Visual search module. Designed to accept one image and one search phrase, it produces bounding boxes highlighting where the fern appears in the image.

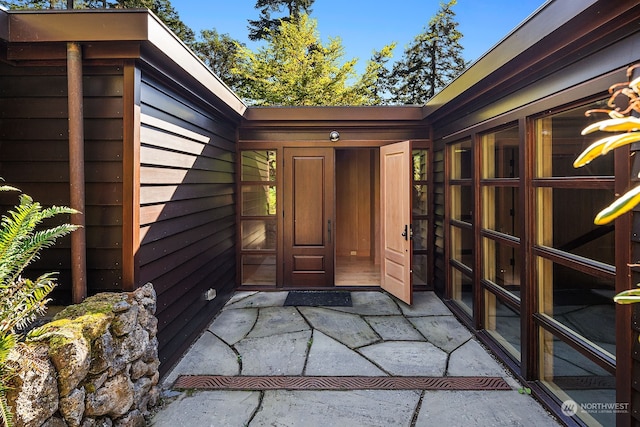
[0,180,78,426]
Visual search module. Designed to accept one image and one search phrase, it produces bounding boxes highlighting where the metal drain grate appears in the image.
[173,375,512,391]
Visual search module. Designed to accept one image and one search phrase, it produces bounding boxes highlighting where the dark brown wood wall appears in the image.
[432,142,445,295]
[137,71,238,374]
[0,61,124,304]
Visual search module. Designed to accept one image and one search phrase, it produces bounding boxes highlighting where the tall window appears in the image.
[239,150,277,285]
[448,139,473,315]
[413,149,430,286]
[534,100,616,427]
[480,125,521,360]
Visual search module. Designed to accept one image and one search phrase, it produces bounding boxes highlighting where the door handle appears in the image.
[402,224,408,240]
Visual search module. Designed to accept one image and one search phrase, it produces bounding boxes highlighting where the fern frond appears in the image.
[0,388,13,427]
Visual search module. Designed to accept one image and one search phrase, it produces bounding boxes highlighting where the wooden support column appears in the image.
[67,42,87,304]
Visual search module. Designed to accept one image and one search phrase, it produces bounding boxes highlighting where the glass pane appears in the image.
[540,330,617,427]
[536,187,615,265]
[481,126,519,179]
[485,291,520,360]
[452,267,473,316]
[451,225,473,268]
[537,258,615,356]
[413,219,429,251]
[413,254,428,286]
[412,184,428,215]
[242,185,276,216]
[483,238,521,298]
[450,140,472,180]
[241,219,276,250]
[451,184,473,223]
[241,150,276,181]
[482,186,519,237]
[413,149,428,181]
[535,100,613,178]
[242,254,276,285]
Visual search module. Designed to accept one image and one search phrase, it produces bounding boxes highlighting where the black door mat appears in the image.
[173,375,512,391]
[284,291,352,307]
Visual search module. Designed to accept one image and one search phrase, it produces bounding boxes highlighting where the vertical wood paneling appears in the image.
[432,143,445,295]
[0,62,124,304]
[138,73,237,374]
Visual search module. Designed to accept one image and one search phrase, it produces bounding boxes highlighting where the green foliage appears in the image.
[0,182,79,427]
[387,0,467,104]
[247,0,314,41]
[192,29,247,92]
[233,14,394,106]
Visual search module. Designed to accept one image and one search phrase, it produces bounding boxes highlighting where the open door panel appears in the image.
[380,141,412,304]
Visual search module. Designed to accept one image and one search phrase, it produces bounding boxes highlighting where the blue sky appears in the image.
[175,0,547,69]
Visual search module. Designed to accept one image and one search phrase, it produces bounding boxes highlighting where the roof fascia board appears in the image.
[244,106,425,122]
[423,0,596,117]
[6,9,246,118]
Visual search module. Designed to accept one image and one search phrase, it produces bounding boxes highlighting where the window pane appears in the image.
[452,267,473,315]
[241,150,276,181]
[413,219,429,251]
[485,291,520,360]
[241,219,276,250]
[482,186,519,237]
[413,184,428,215]
[535,100,613,178]
[540,330,616,427]
[537,258,615,355]
[483,238,520,297]
[450,140,472,180]
[242,254,276,285]
[451,225,473,268]
[413,149,428,181]
[413,254,428,286]
[482,126,519,179]
[242,185,276,216]
[451,185,473,223]
[536,187,615,265]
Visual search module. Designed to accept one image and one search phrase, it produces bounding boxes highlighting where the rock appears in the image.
[47,324,92,397]
[90,331,116,375]
[111,305,138,336]
[6,342,59,427]
[59,387,85,427]
[132,377,152,410]
[141,337,159,363]
[114,409,146,427]
[117,325,149,363]
[41,416,69,427]
[84,371,109,394]
[85,373,134,418]
[134,283,157,314]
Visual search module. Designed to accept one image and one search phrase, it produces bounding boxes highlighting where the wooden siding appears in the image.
[432,142,445,295]
[137,71,238,374]
[0,62,124,304]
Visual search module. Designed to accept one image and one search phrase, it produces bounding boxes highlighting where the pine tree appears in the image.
[192,29,246,92]
[389,0,467,104]
[247,0,314,41]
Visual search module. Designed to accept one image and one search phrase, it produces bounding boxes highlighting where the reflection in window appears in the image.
[241,254,276,285]
[452,267,473,315]
[481,126,519,179]
[485,291,520,360]
[483,238,520,297]
[482,186,519,237]
[242,185,276,216]
[241,150,276,181]
[451,225,473,268]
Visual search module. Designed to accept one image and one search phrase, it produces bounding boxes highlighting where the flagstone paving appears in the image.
[153,291,560,426]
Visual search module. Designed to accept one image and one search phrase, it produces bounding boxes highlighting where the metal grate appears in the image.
[173,375,512,391]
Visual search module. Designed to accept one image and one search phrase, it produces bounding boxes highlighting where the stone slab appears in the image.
[365,315,426,341]
[332,291,401,315]
[416,390,560,426]
[163,332,239,386]
[251,390,421,427]
[447,339,509,377]
[409,315,472,353]
[247,306,310,339]
[150,390,260,427]
[223,291,289,309]
[235,330,311,375]
[298,306,380,348]
[305,331,386,376]
[207,308,258,345]
[358,341,447,376]
[397,291,454,317]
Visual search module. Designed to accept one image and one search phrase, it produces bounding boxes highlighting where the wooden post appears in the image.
[67,42,87,304]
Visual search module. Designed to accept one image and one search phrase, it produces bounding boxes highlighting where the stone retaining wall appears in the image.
[7,283,160,427]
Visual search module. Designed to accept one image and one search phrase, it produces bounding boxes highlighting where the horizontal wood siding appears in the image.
[432,143,445,295]
[0,62,124,304]
[138,73,238,375]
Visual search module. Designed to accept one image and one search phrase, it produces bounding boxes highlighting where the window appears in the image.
[448,139,473,315]
[412,149,430,286]
[239,150,277,285]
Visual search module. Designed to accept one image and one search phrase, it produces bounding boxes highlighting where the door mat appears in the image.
[173,375,512,391]
[284,291,352,307]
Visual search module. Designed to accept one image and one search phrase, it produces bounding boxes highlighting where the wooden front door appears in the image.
[380,141,412,304]
[283,147,335,287]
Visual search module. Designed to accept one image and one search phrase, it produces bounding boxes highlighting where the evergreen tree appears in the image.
[192,29,246,92]
[247,0,313,41]
[233,14,393,106]
[389,0,467,104]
